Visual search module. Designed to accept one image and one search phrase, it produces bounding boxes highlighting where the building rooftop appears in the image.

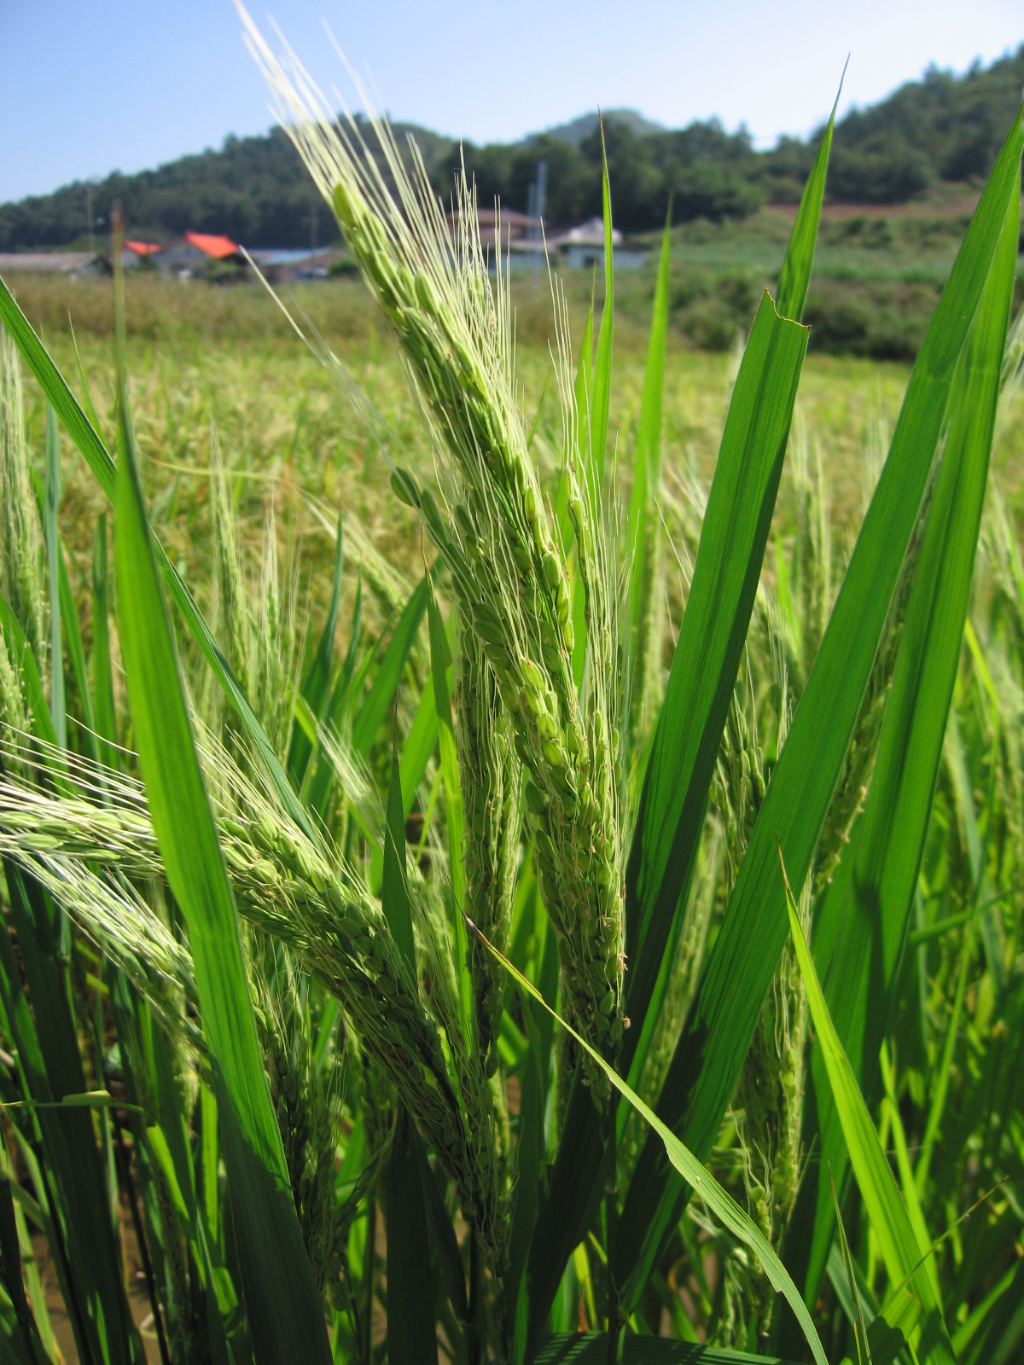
[0,252,96,275]
[184,231,241,259]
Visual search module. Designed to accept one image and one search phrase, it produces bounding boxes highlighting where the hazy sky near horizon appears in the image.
[1,0,1021,203]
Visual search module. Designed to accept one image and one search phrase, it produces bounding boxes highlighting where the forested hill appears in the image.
[3,44,1023,251]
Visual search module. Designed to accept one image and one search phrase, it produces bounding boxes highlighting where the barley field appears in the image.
[0,16,1023,1365]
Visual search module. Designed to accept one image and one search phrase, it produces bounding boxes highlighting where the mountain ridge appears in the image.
[2,45,1021,250]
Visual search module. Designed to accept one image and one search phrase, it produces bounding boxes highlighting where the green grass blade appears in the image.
[113,351,331,1363]
[200,1085,220,1251]
[776,68,843,321]
[0,594,58,751]
[575,290,594,455]
[565,290,595,552]
[386,1108,439,1365]
[399,674,438,814]
[797,168,1020,1306]
[560,290,595,682]
[29,456,97,761]
[289,506,344,783]
[617,98,1024,1310]
[879,1045,942,1306]
[914,924,973,1196]
[624,291,807,1035]
[91,514,119,769]
[829,1169,872,1365]
[0,274,314,839]
[783,860,955,1365]
[112,972,232,1363]
[627,204,671,682]
[306,577,364,816]
[589,122,615,494]
[351,575,428,757]
[635,206,671,502]
[534,1337,810,1363]
[471,921,829,1365]
[506,1003,545,1342]
[56,536,99,765]
[381,744,449,1348]
[0,277,115,500]
[426,573,472,1043]
[943,714,1004,987]
[327,579,369,733]
[383,753,416,974]
[43,407,64,750]
[68,316,103,435]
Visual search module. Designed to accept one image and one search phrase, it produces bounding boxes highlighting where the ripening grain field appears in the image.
[1,18,1024,1365]
[11,274,924,583]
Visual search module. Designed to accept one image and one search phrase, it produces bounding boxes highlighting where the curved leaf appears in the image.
[783,859,955,1365]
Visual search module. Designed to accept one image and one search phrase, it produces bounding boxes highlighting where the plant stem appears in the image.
[467,1226,481,1365]
[605,1103,619,1362]
[114,1121,171,1365]
[360,1197,376,1365]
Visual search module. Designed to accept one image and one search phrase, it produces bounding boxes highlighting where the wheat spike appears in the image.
[239,7,626,1087]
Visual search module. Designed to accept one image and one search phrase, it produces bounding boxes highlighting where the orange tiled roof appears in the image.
[125,240,161,255]
[184,231,240,259]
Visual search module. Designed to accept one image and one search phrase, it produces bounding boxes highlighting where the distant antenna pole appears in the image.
[536,159,547,230]
[533,158,547,284]
[86,184,95,255]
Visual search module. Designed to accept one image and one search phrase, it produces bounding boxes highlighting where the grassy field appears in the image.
[6,271,993,578]
[2,271,926,675]
[9,268,1024,669]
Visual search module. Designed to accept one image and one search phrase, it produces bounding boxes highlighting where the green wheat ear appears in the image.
[456,625,522,1073]
[0,720,510,1276]
[240,8,628,1087]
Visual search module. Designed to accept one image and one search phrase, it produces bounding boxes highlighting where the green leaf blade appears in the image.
[776,70,843,322]
[114,376,331,1363]
[351,575,428,757]
[386,1109,439,1365]
[426,573,472,1043]
[784,865,955,1365]
[588,126,614,493]
[383,754,416,974]
[43,406,65,750]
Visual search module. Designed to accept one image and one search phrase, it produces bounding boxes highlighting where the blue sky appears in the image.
[1,0,1021,203]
